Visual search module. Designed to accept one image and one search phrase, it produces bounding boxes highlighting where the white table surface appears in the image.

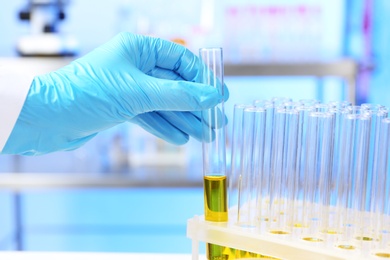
[0,252,206,260]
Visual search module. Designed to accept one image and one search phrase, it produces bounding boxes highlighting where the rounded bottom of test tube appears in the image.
[322,229,339,234]
[355,236,374,241]
[293,223,308,228]
[375,252,390,258]
[302,237,323,242]
[338,244,356,250]
[269,230,290,235]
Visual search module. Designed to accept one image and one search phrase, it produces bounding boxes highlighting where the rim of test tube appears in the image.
[313,103,331,112]
[271,97,292,105]
[275,106,299,115]
[345,105,372,115]
[309,111,334,118]
[234,103,254,109]
[299,98,320,106]
[294,104,316,112]
[276,101,301,110]
[328,100,352,108]
[344,112,371,121]
[243,106,266,113]
[199,47,223,52]
[383,117,390,123]
[361,103,387,111]
[253,99,273,108]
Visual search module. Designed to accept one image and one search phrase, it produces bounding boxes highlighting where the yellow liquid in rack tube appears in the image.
[203,175,280,260]
[204,175,228,260]
[204,175,228,222]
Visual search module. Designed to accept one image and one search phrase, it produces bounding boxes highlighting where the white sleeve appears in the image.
[0,57,73,152]
[0,61,35,152]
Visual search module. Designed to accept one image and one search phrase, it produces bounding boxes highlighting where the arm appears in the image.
[1,33,228,155]
[0,61,41,151]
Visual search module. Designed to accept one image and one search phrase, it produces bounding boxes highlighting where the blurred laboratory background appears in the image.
[0,0,389,255]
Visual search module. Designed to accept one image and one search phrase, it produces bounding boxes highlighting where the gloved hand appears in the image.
[2,32,229,155]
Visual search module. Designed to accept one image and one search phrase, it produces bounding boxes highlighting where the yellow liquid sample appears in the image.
[203,175,279,259]
[338,245,356,250]
[355,236,374,241]
[376,253,390,258]
[302,237,323,242]
[204,175,228,222]
[204,175,228,260]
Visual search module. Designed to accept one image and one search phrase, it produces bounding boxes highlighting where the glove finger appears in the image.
[131,111,219,143]
[198,63,229,102]
[156,109,229,142]
[137,34,230,102]
[149,67,229,103]
[104,33,199,82]
[142,36,202,82]
[141,76,222,112]
[156,111,205,142]
[130,112,189,145]
[192,107,229,130]
[148,67,182,81]
[201,107,227,130]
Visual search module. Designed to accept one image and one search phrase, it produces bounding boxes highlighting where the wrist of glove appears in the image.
[2,32,228,155]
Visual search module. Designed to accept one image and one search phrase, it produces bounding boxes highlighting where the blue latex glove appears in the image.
[3,32,229,155]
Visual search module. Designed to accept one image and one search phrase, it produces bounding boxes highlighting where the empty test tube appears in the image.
[291,103,316,232]
[361,105,388,208]
[302,111,334,243]
[336,111,372,251]
[229,104,252,215]
[199,47,228,260]
[237,106,266,227]
[268,107,299,235]
[361,104,388,251]
[325,102,349,239]
[257,98,293,228]
[377,118,390,252]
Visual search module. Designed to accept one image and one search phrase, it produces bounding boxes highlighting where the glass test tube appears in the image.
[361,104,388,251]
[326,102,349,239]
[336,112,371,251]
[302,112,334,244]
[237,106,266,227]
[268,107,287,234]
[199,48,228,260]
[361,104,387,192]
[229,104,251,216]
[353,115,373,255]
[377,118,390,252]
[259,102,277,225]
[292,103,316,234]
[268,107,299,235]
[360,105,388,205]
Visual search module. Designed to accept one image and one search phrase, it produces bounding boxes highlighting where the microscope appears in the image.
[17,0,78,56]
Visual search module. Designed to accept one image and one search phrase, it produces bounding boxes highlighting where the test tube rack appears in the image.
[189,97,390,260]
[186,212,388,260]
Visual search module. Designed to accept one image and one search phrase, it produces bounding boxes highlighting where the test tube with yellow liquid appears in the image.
[199,48,228,260]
